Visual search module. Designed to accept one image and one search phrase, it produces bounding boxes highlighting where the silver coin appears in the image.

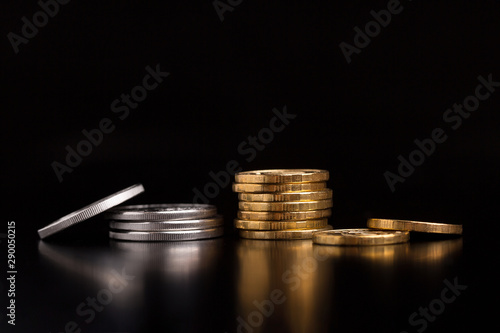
[38,184,145,239]
[105,203,217,221]
[109,227,224,241]
[109,215,224,231]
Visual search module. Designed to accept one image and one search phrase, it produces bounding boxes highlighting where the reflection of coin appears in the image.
[410,238,463,262]
[109,215,223,231]
[313,242,410,261]
[238,199,333,212]
[109,227,224,241]
[238,189,333,202]
[239,226,333,240]
[367,218,463,235]
[232,182,327,193]
[313,228,410,246]
[235,169,329,183]
[314,238,464,263]
[234,218,329,230]
[105,204,217,221]
[38,184,145,239]
[238,209,331,221]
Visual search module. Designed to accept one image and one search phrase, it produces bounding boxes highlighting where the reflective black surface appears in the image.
[3,222,493,333]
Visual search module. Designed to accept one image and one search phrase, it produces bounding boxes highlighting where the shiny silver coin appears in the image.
[109,227,224,241]
[105,203,217,221]
[38,184,145,239]
[109,215,224,231]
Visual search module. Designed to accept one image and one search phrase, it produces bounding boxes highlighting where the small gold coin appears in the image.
[239,225,333,240]
[313,228,410,246]
[238,189,333,202]
[235,169,329,184]
[367,218,463,235]
[238,199,333,212]
[232,182,327,193]
[238,209,331,221]
[234,218,329,230]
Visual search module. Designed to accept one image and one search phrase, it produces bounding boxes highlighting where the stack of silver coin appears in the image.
[105,204,224,241]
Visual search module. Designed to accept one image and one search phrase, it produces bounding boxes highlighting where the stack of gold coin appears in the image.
[232,169,333,239]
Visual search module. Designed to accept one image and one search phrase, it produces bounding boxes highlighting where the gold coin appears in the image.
[234,218,329,230]
[313,228,410,246]
[238,199,333,212]
[232,182,327,193]
[238,209,331,221]
[239,225,333,240]
[367,218,463,235]
[235,169,329,184]
[238,189,333,202]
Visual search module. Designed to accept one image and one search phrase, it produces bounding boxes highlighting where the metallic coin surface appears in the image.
[235,169,329,184]
[38,184,145,239]
[239,199,333,212]
[313,228,410,246]
[105,203,217,221]
[238,209,331,221]
[367,218,463,235]
[239,225,333,240]
[109,227,224,241]
[238,189,333,202]
[109,215,224,231]
[234,218,329,230]
[232,182,327,193]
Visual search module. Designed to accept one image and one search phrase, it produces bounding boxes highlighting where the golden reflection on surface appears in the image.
[313,241,410,263]
[236,239,333,333]
[409,237,463,263]
[312,237,462,264]
[235,236,463,332]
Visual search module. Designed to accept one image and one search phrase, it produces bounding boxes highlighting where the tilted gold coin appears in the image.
[239,225,333,240]
[367,218,463,235]
[234,218,329,230]
[238,199,333,212]
[313,228,410,246]
[232,182,327,193]
[235,169,329,184]
[238,209,331,221]
[238,189,333,202]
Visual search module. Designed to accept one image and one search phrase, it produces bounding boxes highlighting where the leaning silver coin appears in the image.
[109,227,224,241]
[105,203,217,221]
[109,215,224,231]
[38,184,145,239]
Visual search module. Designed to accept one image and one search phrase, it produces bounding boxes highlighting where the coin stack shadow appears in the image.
[104,204,224,242]
[232,170,334,240]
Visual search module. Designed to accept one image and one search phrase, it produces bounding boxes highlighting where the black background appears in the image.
[2,1,500,332]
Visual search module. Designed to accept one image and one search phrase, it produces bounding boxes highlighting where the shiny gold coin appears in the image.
[238,189,333,202]
[235,169,329,184]
[238,209,331,221]
[313,228,410,246]
[239,225,333,240]
[232,182,327,193]
[238,199,333,212]
[367,218,463,235]
[234,218,329,230]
